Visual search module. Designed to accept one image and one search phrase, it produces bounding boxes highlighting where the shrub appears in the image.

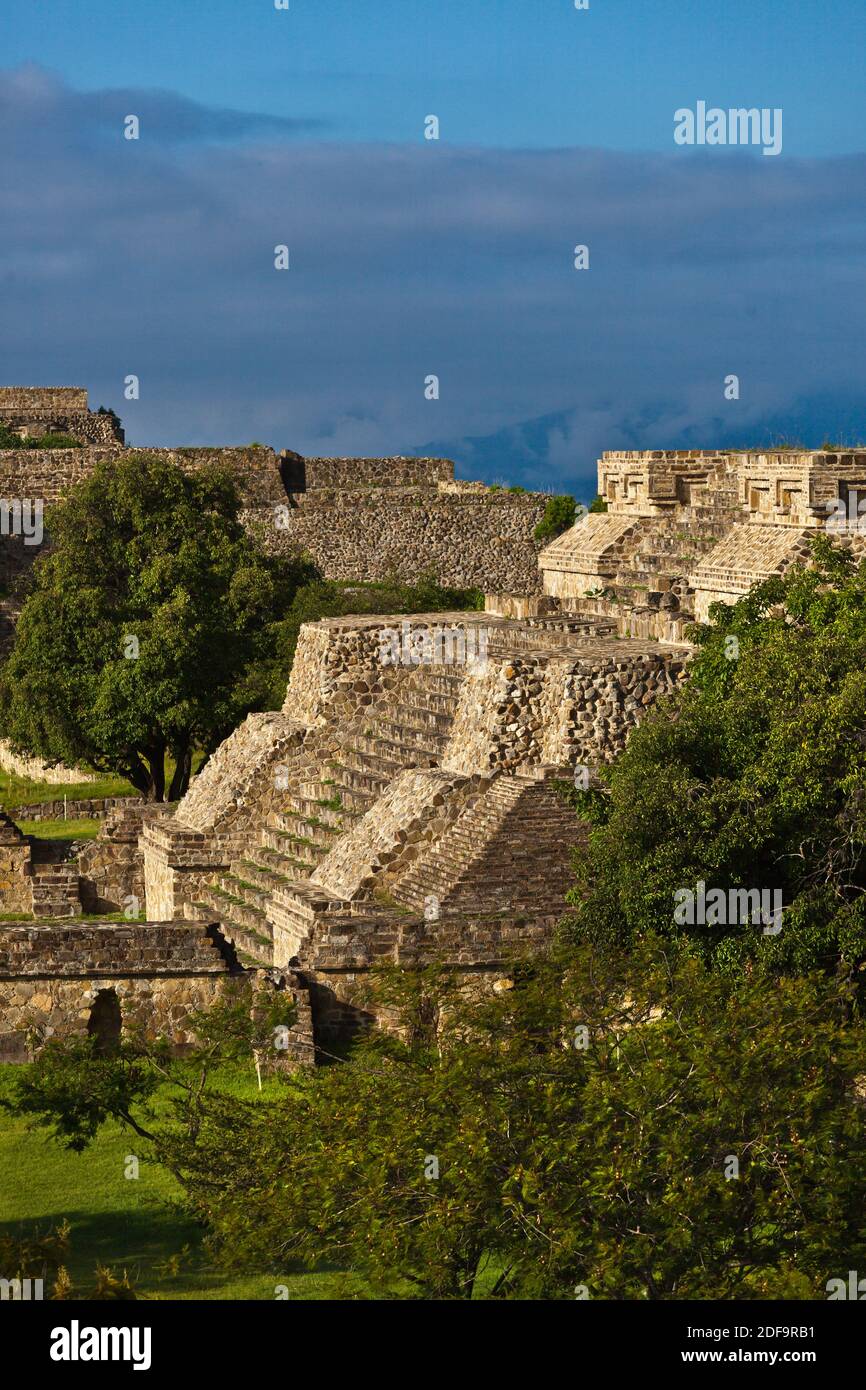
[534,495,576,541]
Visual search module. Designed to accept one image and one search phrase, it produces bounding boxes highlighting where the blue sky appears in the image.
[1,0,865,495]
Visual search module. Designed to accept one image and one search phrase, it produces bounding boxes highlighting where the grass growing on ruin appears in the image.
[0,768,136,809]
[0,751,210,812]
[0,1063,374,1301]
[15,818,102,840]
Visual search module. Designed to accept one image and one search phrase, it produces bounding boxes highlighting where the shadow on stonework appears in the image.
[86,988,122,1055]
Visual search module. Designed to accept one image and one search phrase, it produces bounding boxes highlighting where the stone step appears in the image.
[187,900,271,965]
[393,777,575,915]
[30,863,80,918]
[231,858,282,894]
[271,878,347,931]
[357,728,445,762]
[374,716,451,750]
[216,867,271,911]
[266,811,344,847]
[394,688,460,716]
[261,824,329,866]
[200,882,271,938]
[278,796,348,829]
[340,739,438,777]
[296,778,347,802]
[405,671,464,697]
[326,761,388,801]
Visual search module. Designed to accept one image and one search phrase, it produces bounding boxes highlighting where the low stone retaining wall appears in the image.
[0,921,234,1058]
[11,795,144,823]
[0,741,98,785]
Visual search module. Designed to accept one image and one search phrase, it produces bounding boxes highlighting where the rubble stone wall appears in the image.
[274,489,547,593]
[0,921,233,1057]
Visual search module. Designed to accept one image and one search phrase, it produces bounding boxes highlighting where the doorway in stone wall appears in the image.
[87,988,122,1054]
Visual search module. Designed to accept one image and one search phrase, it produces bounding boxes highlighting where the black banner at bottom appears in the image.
[2,1295,859,1377]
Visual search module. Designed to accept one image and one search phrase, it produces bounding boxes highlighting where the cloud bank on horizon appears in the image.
[1,65,865,498]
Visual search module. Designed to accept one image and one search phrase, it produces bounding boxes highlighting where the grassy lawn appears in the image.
[0,751,209,811]
[0,1063,372,1301]
[0,768,136,810]
[16,817,102,840]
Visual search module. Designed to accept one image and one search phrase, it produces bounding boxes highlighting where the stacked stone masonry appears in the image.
[540,448,866,630]
[137,613,688,1056]
[0,922,234,1060]
[5,391,858,1062]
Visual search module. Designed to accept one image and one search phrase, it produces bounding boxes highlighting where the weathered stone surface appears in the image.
[0,921,236,1057]
[540,447,866,635]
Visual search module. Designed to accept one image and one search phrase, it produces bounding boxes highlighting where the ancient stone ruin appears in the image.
[2,392,864,1059]
[539,447,866,633]
[0,387,124,446]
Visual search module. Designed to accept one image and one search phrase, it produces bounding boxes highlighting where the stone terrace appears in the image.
[137,611,688,1051]
[539,448,866,634]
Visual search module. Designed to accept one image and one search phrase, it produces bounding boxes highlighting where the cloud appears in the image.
[0,64,328,145]
[0,66,865,490]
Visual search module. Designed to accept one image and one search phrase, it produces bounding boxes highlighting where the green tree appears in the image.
[13,947,866,1300]
[562,537,866,980]
[0,454,313,799]
[534,495,576,541]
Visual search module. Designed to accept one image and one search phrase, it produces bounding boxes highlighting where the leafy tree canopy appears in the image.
[562,537,866,981]
[534,494,577,541]
[0,454,314,799]
[9,945,866,1300]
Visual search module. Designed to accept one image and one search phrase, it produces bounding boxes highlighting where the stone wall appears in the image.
[310,768,486,902]
[0,813,32,915]
[280,454,455,490]
[0,444,548,595]
[441,641,687,773]
[275,488,548,594]
[0,388,89,414]
[0,388,123,446]
[0,444,285,515]
[0,741,98,785]
[0,390,551,597]
[283,614,492,727]
[0,921,233,1058]
[78,804,172,912]
[11,796,142,823]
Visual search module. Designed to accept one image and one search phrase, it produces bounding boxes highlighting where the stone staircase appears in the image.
[30,861,80,918]
[392,772,581,920]
[186,669,465,965]
[609,513,734,596]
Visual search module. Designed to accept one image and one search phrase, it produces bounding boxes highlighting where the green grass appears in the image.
[0,1063,373,1301]
[0,768,136,810]
[15,818,102,840]
[0,751,209,812]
